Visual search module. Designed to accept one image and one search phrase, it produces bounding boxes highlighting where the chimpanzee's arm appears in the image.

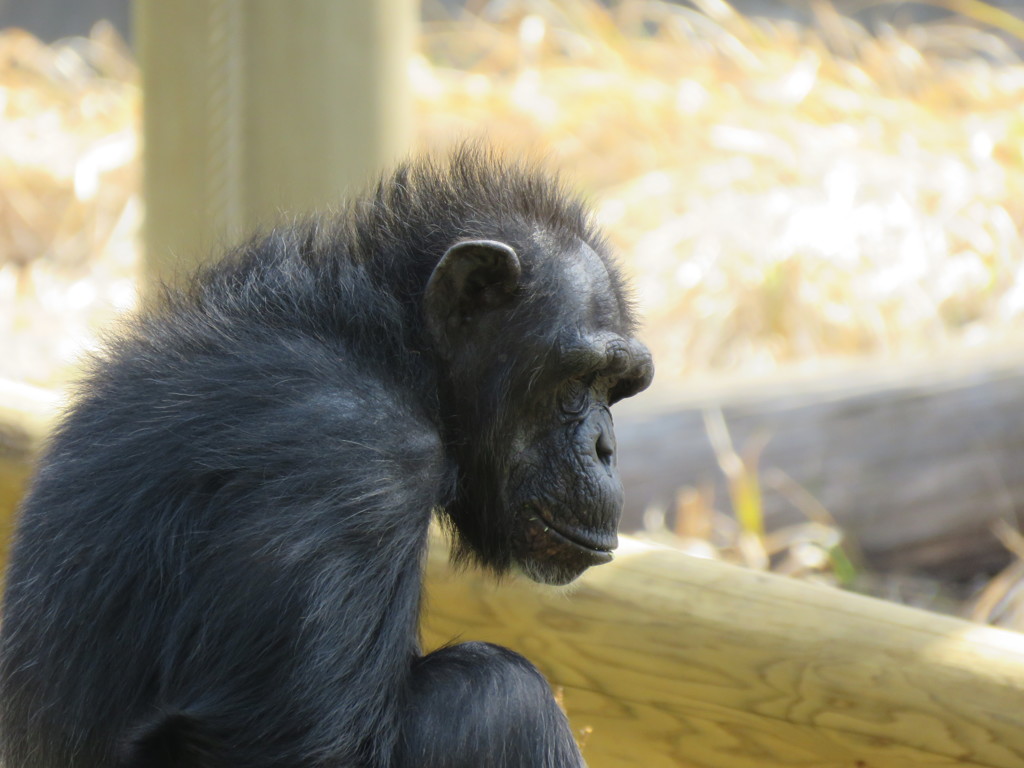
[395,642,586,768]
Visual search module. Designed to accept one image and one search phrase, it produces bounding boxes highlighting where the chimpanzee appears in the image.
[0,147,653,768]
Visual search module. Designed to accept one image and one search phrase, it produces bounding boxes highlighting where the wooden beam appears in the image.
[135,0,415,289]
[422,537,1024,768]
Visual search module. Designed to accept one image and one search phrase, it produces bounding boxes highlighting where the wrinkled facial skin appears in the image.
[508,331,653,585]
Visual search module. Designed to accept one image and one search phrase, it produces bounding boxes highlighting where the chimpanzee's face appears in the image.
[504,327,652,585]
[425,235,653,585]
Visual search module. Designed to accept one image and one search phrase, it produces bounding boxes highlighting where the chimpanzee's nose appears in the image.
[593,412,615,468]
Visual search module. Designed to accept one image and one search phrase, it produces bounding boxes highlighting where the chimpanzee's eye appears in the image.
[562,377,590,415]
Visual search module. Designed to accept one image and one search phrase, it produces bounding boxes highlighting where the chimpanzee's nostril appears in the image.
[595,429,615,466]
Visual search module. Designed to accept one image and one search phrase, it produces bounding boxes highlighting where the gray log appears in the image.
[616,355,1024,579]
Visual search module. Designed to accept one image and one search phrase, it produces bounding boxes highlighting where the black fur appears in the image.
[0,147,653,767]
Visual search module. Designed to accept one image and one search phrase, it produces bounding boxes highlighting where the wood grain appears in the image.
[422,536,1024,768]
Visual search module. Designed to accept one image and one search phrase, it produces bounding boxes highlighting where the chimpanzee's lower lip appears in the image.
[535,511,617,560]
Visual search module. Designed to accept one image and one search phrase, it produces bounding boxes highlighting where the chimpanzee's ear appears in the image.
[424,239,521,347]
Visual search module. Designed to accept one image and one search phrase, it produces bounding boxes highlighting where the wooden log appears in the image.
[615,353,1024,579]
[421,535,1024,768]
[0,380,57,565]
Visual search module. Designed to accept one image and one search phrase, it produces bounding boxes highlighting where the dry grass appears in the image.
[0,22,138,384]
[4,3,1024,385]
[416,0,1024,384]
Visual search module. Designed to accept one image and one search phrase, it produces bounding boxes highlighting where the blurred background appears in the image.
[2,0,1024,628]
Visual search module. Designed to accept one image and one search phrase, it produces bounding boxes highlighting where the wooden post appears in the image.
[135,0,414,289]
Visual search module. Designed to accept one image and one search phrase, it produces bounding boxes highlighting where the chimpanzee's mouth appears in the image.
[533,510,617,561]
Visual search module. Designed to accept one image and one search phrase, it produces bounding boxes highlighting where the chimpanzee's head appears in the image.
[425,209,653,586]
